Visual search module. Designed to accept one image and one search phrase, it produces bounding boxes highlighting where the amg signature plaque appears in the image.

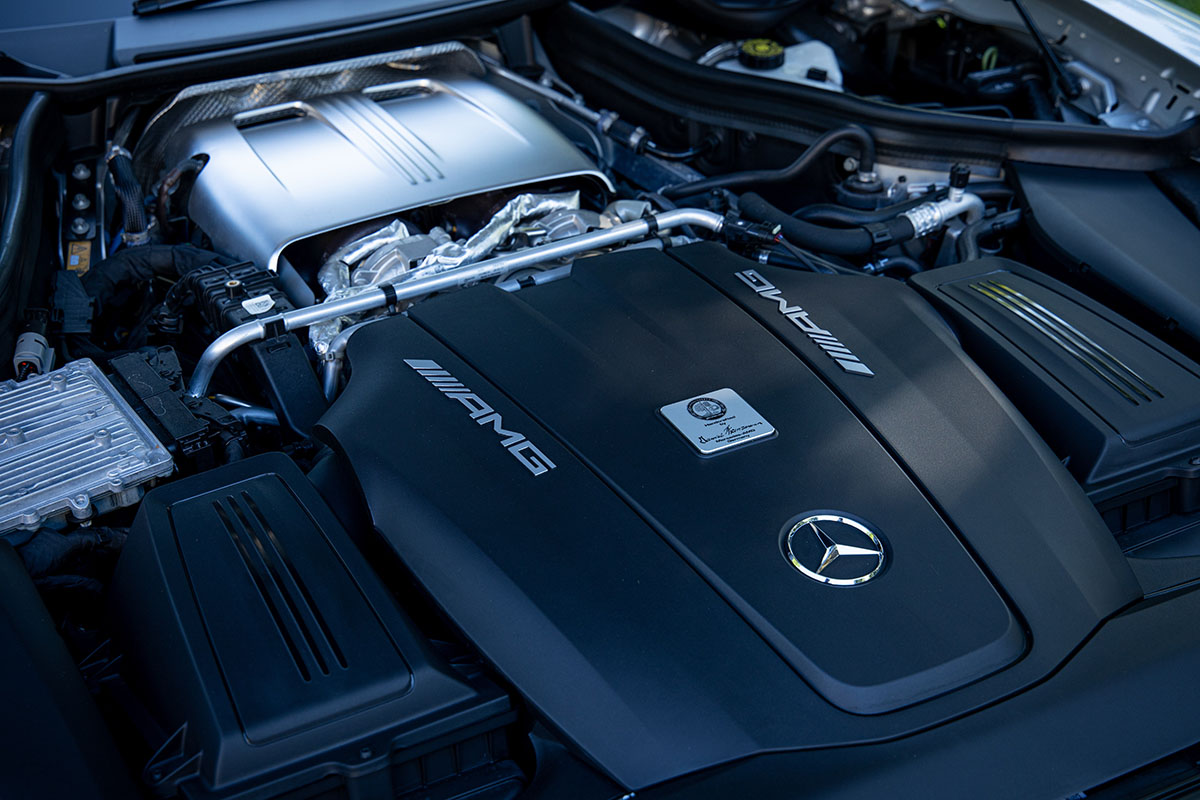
[659,388,776,455]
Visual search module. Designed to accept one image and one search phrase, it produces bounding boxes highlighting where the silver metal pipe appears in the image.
[212,393,253,409]
[901,192,984,238]
[321,318,380,399]
[188,208,725,398]
[230,406,280,426]
[321,360,339,401]
[697,41,742,67]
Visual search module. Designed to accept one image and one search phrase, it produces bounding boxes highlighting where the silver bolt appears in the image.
[70,217,89,236]
[843,157,859,172]
[72,193,91,211]
[71,163,92,181]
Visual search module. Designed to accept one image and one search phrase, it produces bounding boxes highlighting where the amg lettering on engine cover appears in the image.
[405,359,558,476]
[734,270,875,376]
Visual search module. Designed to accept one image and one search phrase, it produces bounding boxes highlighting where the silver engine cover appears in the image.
[165,49,610,272]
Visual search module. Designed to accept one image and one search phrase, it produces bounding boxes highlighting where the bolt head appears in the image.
[71,163,92,181]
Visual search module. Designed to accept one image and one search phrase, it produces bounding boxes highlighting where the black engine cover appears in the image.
[318,244,1138,790]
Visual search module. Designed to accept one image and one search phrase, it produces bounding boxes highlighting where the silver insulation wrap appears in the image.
[309,192,580,353]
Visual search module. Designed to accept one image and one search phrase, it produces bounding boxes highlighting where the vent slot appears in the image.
[362,83,436,102]
[214,493,349,680]
[242,491,348,670]
[970,279,1162,405]
[233,103,309,129]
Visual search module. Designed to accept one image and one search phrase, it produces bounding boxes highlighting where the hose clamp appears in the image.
[105,145,133,164]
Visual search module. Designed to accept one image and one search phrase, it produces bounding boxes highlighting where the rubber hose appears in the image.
[0,93,51,310]
[795,192,944,226]
[740,192,916,256]
[662,125,876,198]
[875,255,925,275]
[957,209,1022,261]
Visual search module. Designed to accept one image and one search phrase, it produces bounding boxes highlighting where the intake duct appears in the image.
[108,454,520,799]
[913,259,1200,553]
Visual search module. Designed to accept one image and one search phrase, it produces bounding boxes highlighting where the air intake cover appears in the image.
[109,454,515,799]
[912,258,1200,500]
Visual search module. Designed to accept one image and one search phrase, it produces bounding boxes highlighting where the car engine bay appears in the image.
[4,1,1200,798]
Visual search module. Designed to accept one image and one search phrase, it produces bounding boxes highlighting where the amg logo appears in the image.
[734,270,875,377]
[405,359,557,477]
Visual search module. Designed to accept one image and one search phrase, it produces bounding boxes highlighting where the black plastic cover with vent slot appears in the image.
[108,453,519,800]
[912,259,1200,536]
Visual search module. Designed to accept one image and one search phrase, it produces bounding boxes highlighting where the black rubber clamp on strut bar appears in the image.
[380,283,399,314]
[642,209,660,237]
[263,317,286,340]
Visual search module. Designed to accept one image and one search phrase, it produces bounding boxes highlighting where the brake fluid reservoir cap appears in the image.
[738,39,786,70]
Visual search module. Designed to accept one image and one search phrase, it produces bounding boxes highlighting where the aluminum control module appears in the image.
[0,359,172,532]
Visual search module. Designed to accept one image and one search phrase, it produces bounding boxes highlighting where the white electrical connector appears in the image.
[12,331,54,378]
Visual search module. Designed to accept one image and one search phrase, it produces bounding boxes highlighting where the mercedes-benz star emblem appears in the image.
[785,514,885,586]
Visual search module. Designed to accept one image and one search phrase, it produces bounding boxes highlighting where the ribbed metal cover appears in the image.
[0,360,173,532]
[169,71,611,272]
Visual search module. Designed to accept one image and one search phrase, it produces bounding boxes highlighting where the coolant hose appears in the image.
[795,192,944,226]
[740,192,916,256]
[662,125,876,198]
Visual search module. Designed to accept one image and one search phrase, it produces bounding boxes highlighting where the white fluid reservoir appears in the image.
[718,39,844,92]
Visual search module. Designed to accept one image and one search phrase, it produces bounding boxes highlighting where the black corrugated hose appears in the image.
[107,148,148,241]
